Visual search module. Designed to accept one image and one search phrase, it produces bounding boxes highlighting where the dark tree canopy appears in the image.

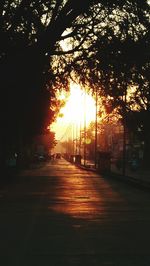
[0,0,101,133]
[0,0,150,167]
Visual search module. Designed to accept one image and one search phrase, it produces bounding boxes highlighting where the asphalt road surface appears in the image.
[0,159,150,266]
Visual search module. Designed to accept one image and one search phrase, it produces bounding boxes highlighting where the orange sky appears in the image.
[51,83,96,141]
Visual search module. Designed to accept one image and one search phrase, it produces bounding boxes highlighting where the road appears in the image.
[0,159,150,265]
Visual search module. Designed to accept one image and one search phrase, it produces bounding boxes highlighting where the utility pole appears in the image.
[79,120,81,155]
[122,85,127,176]
[72,123,75,155]
[84,88,86,166]
[95,86,98,169]
[75,123,78,155]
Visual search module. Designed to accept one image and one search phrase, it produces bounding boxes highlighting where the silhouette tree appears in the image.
[0,0,149,168]
[0,0,101,167]
[59,0,149,167]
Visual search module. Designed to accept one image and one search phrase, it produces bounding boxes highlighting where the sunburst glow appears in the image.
[51,83,96,141]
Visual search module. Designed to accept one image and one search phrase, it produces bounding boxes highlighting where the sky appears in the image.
[51,82,96,141]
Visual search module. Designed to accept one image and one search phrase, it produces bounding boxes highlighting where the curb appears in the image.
[107,171,150,191]
[75,163,150,191]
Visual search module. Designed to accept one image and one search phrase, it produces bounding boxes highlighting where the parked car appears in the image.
[56,153,61,159]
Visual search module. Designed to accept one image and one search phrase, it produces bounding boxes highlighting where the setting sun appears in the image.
[51,83,96,141]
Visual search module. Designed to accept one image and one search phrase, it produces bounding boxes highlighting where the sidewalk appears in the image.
[110,164,150,186]
[79,159,150,189]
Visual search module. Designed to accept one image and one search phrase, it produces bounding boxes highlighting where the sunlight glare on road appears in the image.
[51,82,96,141]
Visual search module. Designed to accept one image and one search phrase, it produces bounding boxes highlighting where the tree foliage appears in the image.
[0,0,150,167]
[0,0,99,161]
[52,0,149,166]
